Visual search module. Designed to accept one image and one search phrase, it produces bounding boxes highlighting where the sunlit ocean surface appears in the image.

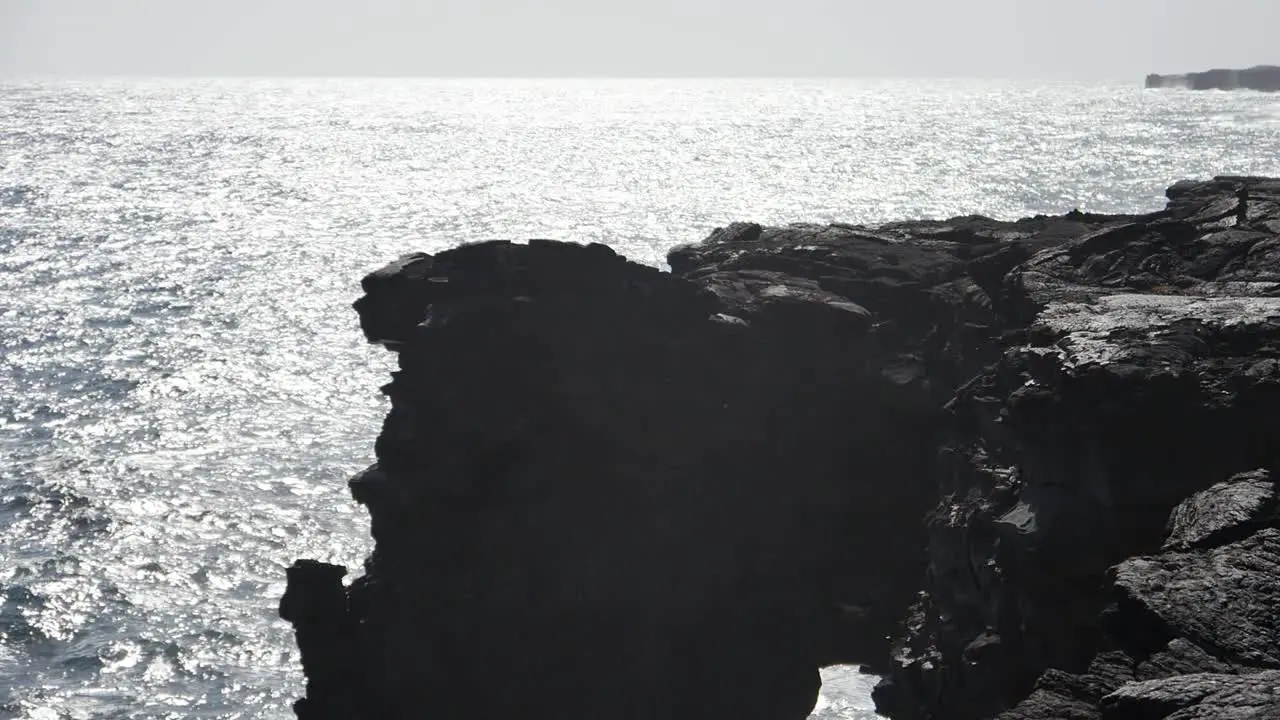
[2,78,1279,719]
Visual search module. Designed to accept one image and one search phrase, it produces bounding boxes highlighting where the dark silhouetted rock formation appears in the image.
[876,177,1280,720]
[1145,65,1280,91]
[283,177,1280,720]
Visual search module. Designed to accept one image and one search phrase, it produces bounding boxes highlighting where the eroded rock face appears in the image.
[283,177,1280,720]
[308,237,957,720]
[877,177,1280,720]
[1101,671,1280,720]
[1164,470,1276,551]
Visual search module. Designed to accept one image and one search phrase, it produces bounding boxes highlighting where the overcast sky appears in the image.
[1,0,1276,80]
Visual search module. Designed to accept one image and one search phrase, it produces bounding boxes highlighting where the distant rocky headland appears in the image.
[281,177,1280,720]
[1146,65,1280,91]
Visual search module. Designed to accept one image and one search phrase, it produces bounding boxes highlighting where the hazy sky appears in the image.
[1,0,1276,79]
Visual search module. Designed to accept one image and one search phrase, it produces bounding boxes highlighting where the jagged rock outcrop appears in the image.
[1145,65,1280,91]
[282,177,1280,720]
[1101,670,1280,719]
[876,177,1280,720]
[983,473,1280,720]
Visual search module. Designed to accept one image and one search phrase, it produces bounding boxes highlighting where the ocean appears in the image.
[2,78,1278,720]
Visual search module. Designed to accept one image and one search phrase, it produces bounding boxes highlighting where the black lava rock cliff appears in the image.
[282,177,1280,720]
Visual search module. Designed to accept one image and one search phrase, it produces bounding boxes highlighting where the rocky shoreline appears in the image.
[282,177,1280,720]
[1145,65,1280,91]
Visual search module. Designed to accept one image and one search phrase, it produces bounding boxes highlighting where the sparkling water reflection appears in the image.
[2,78,1278,719]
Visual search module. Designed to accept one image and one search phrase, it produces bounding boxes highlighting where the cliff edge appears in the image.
[282,177,1280,720]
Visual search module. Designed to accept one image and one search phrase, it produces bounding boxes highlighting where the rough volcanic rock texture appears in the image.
[875,177,1280,720]
[282,177,1280,720]
[1101,670,1280,719]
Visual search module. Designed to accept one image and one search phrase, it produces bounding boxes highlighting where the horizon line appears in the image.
[0,73,1144,83]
